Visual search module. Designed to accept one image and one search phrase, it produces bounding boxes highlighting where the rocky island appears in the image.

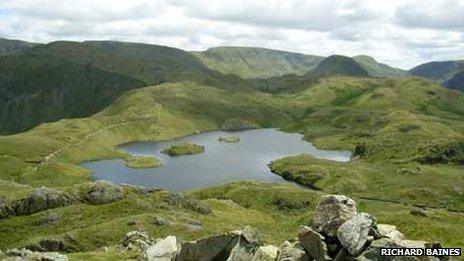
[162,143,205,156]
[218,136,240,143]
[125,156,161,169]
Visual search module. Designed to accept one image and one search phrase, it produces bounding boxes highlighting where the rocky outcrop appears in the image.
[121,194,448,261]
[145,236,178,261]
[164,193,212,215]
[12,187,78,216]
[83,181,124,205]
[1,248,68,261]
[312,195,357,237]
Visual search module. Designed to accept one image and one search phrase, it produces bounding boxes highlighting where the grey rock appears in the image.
[276,241,310,261]
[145,236,178,261]
[298,226,329,261]
[177,233,239,261]
[377,224,404,244]
[154,216,170,226]
[177,227,261,261]
[122,230,151,252]
[84,181,124,205]
[252,245,278,261]
[4,248,68,261]
[26,238,69,252]
[409,207,427,217]
[312,195,357,237]
[12,187,77,216]
[337,213,376,256]
[164,193,212,215]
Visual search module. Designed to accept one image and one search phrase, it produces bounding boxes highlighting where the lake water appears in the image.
[82,128,351,192]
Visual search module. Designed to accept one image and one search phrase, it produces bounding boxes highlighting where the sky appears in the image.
[0,0,463,69]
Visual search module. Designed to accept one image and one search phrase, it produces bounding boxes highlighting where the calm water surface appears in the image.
[82,129,351,192]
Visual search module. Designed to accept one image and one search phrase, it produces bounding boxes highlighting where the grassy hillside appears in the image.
[192,46,323,79]
[0,54,146,134]
[353,55,406,78]
[409,60,464,91]
[1,54,464,255]
[310,55,369,77]
[0,37,38,55]
[30,41,216,85]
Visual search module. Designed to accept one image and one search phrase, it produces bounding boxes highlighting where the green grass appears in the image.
[218,136,240,143]
[1,76,464,255]
[125,156,161,168]
[162,143,205,156]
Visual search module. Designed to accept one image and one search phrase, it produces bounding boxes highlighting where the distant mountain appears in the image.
[310,55,369,77]
[0,54,145,134]
[29,41,216,85]
[192,46,324,79]
[409,60,464,91]
[0,37,38,55]
[353,55,406,78]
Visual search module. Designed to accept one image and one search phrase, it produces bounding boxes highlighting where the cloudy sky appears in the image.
[0,0,463,69]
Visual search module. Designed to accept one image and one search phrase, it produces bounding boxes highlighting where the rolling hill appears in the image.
[0,54,146,134]
[0,37,38,55]
[409,60,464,91]
[310,55,369,77]
[192,46,324,79]
[353,55,406,78]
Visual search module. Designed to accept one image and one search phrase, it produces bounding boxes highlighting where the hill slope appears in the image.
[353,55,406,78]
[0,37,38,55]
[0,54,145,134]
[192,46,324,79]
[310,55,369,77]
[29,41,216,85]
[409,60,464,91]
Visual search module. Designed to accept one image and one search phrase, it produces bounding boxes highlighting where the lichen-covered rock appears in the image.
[5,248,68,261]
[252,245,278,261]
[312,195,357,237]
[337,212,376,256]
[144,236,178,261]
[177,233,239,261]
[83,181,124,205]
[122,230,151,252]
[298,226,329,261]
[26,238,72,252]
[177,227,261,261]
[164,193,212,214]
[377,224,405,244]
[276,241,309,261]
[12,188,77,216]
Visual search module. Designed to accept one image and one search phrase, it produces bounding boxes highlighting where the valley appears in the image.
[0,38,463,260]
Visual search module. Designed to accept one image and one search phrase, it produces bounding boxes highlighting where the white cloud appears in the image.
[0,0,463,69]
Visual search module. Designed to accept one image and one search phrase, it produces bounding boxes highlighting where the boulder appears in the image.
[164,193,212,215]
[377,224,405,244]
[145,236,178,261]
[5,248,68,261]
[122,230,151,251]
[177,227,261,261]
[154,216,170,226]
[312,195,357,237]
[12,187,77,216]
[337,213,376,256]
[252,245,279,261]
[83,181,124,205]
[276,241,310,261]
[26,238,70,252]
[298,226,329,261]
[177,233,239,261]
